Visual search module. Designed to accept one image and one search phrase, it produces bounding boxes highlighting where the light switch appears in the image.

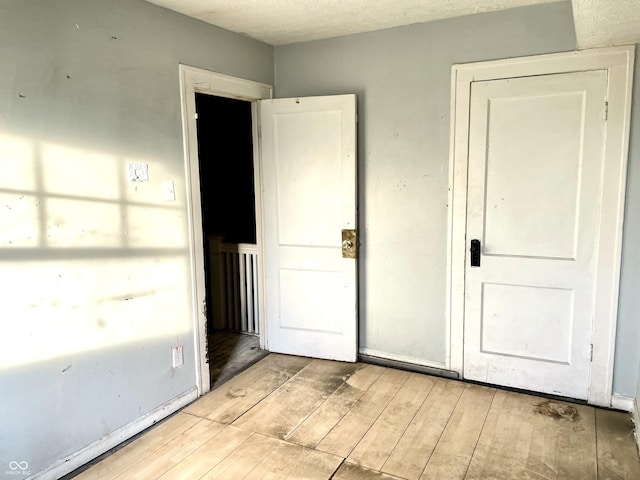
[128,163,148,182]
[172,345,183,368]
[163,180,175,201]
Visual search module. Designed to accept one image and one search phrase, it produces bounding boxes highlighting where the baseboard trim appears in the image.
[359,349,458,379]
[33,387,198,480]
[611,394,635,412]
[633,397,640,455]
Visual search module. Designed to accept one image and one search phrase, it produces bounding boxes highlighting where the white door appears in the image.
[463,70,608,399]
[260,94,357,362]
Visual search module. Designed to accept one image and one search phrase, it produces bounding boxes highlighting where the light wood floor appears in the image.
[73,354,640,480]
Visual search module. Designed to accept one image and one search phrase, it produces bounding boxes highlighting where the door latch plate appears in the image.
[342,229,358,259]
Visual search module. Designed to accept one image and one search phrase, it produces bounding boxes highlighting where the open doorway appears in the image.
[195,93,268,389]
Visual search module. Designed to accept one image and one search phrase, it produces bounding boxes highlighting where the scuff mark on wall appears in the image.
[99,289,162,303]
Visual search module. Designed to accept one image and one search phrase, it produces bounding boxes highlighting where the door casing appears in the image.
[179,65,272,395]
[446,46,635,407]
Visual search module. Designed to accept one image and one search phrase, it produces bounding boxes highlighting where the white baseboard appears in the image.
[32,387,198,480]
[633,397,640,455]
[611,394,635,412]
[359,348,447,370]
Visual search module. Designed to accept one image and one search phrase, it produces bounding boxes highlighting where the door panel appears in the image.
[260,95,357,362]
[273,110,343,247]
[464,71,607,399]
[482,92,583,259]
[480,283,574,363]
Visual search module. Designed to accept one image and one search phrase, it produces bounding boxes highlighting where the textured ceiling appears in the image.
[146,0,640,47]
[573,0,640,48]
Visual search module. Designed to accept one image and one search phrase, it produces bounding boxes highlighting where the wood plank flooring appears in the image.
[72,354,640,480]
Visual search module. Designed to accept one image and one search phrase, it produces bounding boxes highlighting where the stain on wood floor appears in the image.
[71,354,640,479]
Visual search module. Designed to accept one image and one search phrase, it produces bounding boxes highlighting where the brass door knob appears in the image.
[342,229,357,258]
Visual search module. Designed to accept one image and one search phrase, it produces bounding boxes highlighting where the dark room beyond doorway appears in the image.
[196,93,256,244]
[195,93,267,389]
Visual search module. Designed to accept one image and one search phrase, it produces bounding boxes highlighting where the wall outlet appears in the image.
[172,345,183,368]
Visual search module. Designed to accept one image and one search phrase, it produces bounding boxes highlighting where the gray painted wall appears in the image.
[276,1,640,397]
[275,1,578,368]
[0,0,272,476]
[614,47,640,397]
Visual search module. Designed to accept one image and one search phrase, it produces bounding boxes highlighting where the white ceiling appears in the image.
[572,0,640,49]
[146,0,640,47]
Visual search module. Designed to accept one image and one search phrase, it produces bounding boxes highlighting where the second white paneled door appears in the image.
[463,71,608,399]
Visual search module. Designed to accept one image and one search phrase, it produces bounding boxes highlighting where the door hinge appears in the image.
[195,112,199,120]
[590,343,593,362]
[604,101,608,121]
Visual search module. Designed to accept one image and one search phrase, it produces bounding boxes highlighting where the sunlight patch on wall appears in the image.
[0,134,36,190]
[46,198,123,247]
[0,132,193,369]
[1,257,192,369]
[128,205,188,247]
[0,192,40,247]
[42,143,121,200]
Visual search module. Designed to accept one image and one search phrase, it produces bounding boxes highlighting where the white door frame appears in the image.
[179,65,272,395]
[446,46,635,407]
